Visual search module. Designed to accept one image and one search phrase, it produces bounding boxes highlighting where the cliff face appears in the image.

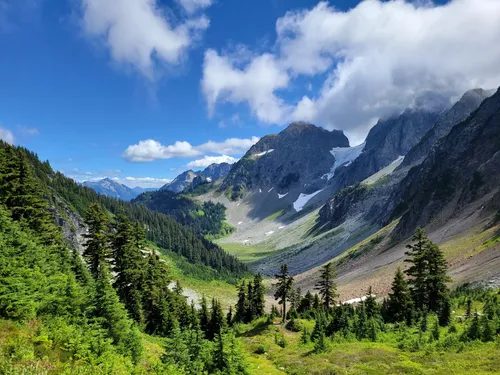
[221,122,349,200]
[390,88,500,239]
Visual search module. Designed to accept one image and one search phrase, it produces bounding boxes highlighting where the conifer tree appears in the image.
[83,203,110,279]
[405,228,430,311]
[426,243,451,313]
[315,262,337,311]
[274,264,294,322]
[199,296,210,337]
[387,268,413,323]
[207,298,226,340]
[298,290,314,314]
[252,273,266,318]
[364,286,378,319]
[234,281,247,323]
[245,282,255,322]
[112,214,146,325]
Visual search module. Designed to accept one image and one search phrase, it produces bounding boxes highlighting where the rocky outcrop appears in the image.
[201,163,232,180]
[221,122,349,200]
[389,88,500,239]
[161,170,199,193]
[400,89,493,169]
[331,107,444,191]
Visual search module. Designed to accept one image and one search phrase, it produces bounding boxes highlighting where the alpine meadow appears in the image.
[1,0,500,374]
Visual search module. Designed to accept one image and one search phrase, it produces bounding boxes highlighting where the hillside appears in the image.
[83,177,148,201]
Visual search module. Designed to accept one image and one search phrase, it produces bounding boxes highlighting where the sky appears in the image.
[1,0,500,188]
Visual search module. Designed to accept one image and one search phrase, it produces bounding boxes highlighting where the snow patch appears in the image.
[259,188,262,193]
[255,149,275,157]
[323,143,365,180]
[343,295,376,305]
[265,231,275,235]
[278,192,288,199]
[268,187,274,193]
[391,155,405,164]
[242,240,250,244]
[237,221,243,225]
[293,189,323,212]
[278,226,286,229]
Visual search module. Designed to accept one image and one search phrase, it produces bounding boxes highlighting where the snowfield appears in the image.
[255,149,275,157]
[293,189,323,211]
[278,192,288,199]
[324,142,365,180]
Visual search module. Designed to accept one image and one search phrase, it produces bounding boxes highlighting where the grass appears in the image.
[267,209,286,222]
[219,242,277,263]
[237,318,500,375]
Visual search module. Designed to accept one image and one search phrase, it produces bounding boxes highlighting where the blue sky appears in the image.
[1,0,499,188]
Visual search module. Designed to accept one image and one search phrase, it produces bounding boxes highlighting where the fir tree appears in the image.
[234,281,247,323]
[207,298,226,340]
[405,228,431,311]
[252,273,266,318]
[387,268,413,323]
[199,296,210,337]
[315,262,337,310]
[83,203,110,279]
[426,244,451,313]
[364,286,378,319]
[274,264,294,322]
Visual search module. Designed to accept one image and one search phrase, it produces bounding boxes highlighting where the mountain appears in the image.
[389,87,500,239]
[161,170,199,193]
[83,178,139,201]
[131,186,158,195]
[160,163,233,193]
[399,88,494,170]
[201,162,232,180]
[221,122,349,200]
[329,105,446,191]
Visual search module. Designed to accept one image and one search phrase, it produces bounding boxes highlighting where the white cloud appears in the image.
[81,0,210,78]
[18,125,39,135]
[0,126,14,144]
[123,136,259,162]
[202,0,500,141]
[177,0,212,14]
[202,49,290,123]
[124,176,172,188]
[187,155,237,168]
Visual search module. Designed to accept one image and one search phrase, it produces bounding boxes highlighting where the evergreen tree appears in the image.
[298,290,314,314]
[245,282,255,322]
[467,312,481,340]
[364,286,378,319]
[199,296,210,337]
[234,281,247,323]
[315,262,337,310]
[207,298,226,340]
[112,214,146,325]
[274,264,294,322]
[252,273,266,318]
[405,228,430,311]
[83,203,110,279]
[227,305,233,326]
[426,244,451,313]
[387,268,413,323]
[439,297,452,327]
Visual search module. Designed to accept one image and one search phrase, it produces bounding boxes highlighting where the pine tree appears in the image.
[439,297,451,326]
[405,228,431,311]
[315,262,337,311]
[364,286,378,319]
[298,290,314,314]
[426,244,451,313]
[274,264,294,322]
[227,305,233,326]
[252,273,266,318]
[112,215,146,325]
[387,268,413,323]
[245,282,255,322]
[234,281,247,323]
[83,203,110,279]
[199,296,210,337]
[207,298,226,340]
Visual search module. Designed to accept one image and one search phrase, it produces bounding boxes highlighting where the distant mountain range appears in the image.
[82,178,156,201]
[160,162,232,193]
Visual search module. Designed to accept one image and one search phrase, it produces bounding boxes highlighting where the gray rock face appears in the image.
[389,88,500,239]
[83,178,138,201]
[161,163,232,193]
[400,89,493,169]
[201,163,232,180]
[331,108,444,191]
[161,170,199,193]
[221,122,349,199]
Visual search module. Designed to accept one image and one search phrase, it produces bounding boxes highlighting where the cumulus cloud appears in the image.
[124,176,172,188]
[177,0,212,14]
[186,155,237,168]
[0,126,14,144]
[123,136,259,162]
[202,0,500,142]
[202,50,290,123]
[81,0,210,78]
